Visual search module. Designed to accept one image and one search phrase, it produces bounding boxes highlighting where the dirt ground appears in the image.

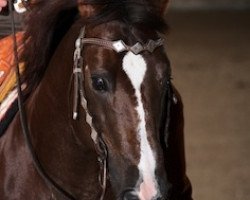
[166,11,250,200]
[1,10,250,200]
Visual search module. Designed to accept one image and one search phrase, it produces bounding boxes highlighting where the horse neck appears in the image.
[25,22,101,197]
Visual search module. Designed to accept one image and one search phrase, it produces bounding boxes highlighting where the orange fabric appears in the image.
[0,62,25,102]
[0,32,25,85]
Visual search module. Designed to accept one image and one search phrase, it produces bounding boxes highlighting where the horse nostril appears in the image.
[121,189,139,200]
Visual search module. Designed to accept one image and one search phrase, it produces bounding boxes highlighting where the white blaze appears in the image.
[122,52,158,200]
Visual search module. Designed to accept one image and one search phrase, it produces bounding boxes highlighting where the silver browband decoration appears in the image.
[75,27,164,55]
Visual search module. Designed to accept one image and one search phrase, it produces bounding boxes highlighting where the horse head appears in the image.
[75,1,171,199]
[8,0,193,199]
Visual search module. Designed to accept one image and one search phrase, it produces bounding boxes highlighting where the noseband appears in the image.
[72,27,166,200]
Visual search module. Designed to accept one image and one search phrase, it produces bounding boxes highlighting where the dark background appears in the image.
[166,1,250,199]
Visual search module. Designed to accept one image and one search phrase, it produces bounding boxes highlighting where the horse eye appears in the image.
[91,76,108,92]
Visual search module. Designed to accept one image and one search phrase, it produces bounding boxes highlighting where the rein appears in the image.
[9,1,77,199]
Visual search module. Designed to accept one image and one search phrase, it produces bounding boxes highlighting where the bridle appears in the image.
[72,27,165,200]
[9,1,174,199]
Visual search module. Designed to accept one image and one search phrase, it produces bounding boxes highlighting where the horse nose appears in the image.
[121,189,139,200]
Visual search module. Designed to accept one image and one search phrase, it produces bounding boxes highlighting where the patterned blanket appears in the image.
[0,32,25,124]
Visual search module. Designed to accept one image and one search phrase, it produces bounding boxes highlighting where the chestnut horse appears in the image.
[0,0,192,199]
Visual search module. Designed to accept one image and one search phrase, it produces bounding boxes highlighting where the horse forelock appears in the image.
[82,0,167,29]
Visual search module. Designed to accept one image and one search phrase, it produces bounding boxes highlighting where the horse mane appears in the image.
[22,0,167,93]
[21,0,78,93]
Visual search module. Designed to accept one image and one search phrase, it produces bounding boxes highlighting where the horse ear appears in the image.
[77,0,102,18]
[155,0,170,15]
